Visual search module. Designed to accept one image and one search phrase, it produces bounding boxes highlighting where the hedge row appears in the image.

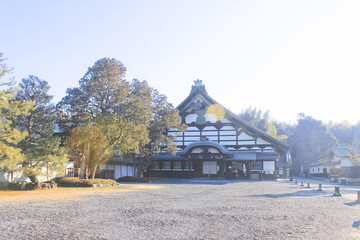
[55,177,119,187]
[8,181,57,190]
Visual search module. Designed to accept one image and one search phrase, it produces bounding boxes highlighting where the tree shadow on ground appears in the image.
[154,178,257,185]
[352,220,360,229]
[249,190,328,198]
[345,201,360,207]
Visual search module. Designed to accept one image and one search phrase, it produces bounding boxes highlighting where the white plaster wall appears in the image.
[238,141,255,145]
[220,141,236,145]
[221,126,235,130]
[221,118,231,123]
[257,138,270,145]
[238,132,254,140]
[66,161,74,169]
[206,136,218,141]
[263,161,275,174]
[203,126,217,131]
[0,170,30,183]
[184,131,199,136]
[341,158,354,167]
[185,114,198,124]
[184,136,200,141]
[115,165,121,179]
[202,131,218,136]
[186,126,198,131]
[205,114,217,123]
[309,166,324,173]
[220,131,236,135]
[220,136,236,141]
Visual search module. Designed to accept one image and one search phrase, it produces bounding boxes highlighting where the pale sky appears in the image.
[1,0,360,124]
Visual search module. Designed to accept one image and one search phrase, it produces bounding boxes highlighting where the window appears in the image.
[184,161,193,170]
[173,161,182,169]
[152,161,159,169]
[162,161,171,169]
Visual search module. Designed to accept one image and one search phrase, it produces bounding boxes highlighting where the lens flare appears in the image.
[206,104,225,122]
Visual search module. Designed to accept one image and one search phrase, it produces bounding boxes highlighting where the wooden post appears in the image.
[306,182,310,188]
[318,184,322,191]
[294,179,298,185]
[300,180,304,186]
[333,186,341,196]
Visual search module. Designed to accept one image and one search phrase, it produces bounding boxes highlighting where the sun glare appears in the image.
[206,104,225,122]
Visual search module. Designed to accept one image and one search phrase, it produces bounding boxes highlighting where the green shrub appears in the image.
[55,177,118,187]
[117,176,160,182]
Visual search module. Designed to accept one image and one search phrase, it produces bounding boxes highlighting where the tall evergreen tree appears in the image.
[15,76,67,183]
[0,53,32,175]
[135,86,186,177]
[57,58,185,178]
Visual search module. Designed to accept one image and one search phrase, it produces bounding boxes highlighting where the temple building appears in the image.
[145,80,290,180]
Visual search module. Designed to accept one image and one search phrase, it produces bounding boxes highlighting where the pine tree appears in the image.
[15,76,67,183]
[0,53,32,175]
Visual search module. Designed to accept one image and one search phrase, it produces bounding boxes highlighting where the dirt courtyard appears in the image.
[0,180,359,240]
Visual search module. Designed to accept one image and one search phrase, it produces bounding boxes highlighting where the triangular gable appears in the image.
[177,82,289,154]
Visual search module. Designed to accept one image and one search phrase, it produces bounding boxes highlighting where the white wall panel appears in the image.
[202,131,218,136]
[220,141,237,145]
[257,138,270,144]
[263,161,275,174]
[238,132,254,140]
[220,131,236,135]
[238,141,255,145]
[220,136,236,141]
[185,114,198,124]
[184,131,200,136]
[203,126,217,131]
[184,136,201,141]
[206,136,218,141]
[115,165,121,179]
[221,126,235,130]
[221,118,231,123]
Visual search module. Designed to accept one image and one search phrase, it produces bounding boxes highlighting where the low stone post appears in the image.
[300,181,304,186]
[306,182,310,188]
[294,179,298,185]
[333,186,341,196]
[318,184,322,191]
[356,191,360,202]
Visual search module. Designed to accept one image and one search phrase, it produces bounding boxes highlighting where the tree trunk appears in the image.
[79,157,86,179]
[91,166,98,179]
[28,173,39,184]
[137,166,143,178]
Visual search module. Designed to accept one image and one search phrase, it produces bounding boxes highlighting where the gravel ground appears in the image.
[1,180,360,240]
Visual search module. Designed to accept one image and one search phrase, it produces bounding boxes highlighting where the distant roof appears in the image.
[331,143,360,157]
[332,144,349,157]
